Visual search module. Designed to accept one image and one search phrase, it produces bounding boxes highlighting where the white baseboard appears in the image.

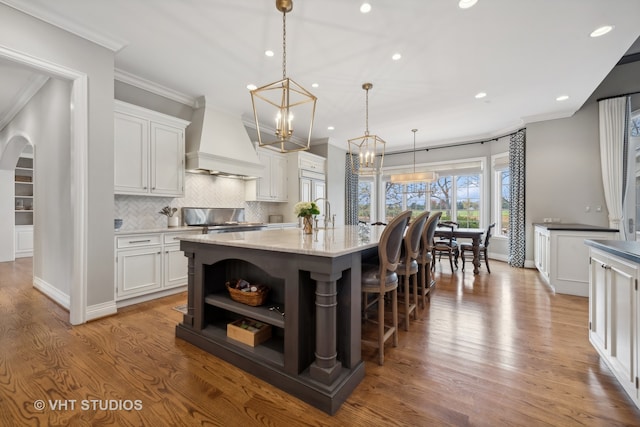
[487,252,536,269]
[33,276,70,309]
[86,301,118,321]
[116,285,187,309]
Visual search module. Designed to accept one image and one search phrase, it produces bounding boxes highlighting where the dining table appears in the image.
[434,227,485,274]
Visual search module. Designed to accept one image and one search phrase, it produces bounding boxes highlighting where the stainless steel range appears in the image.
[182,207,267,234]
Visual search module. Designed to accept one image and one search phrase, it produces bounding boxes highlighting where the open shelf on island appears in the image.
[204,293,285,329]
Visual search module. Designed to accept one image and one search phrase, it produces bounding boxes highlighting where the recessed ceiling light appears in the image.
[556,95,569,101]
[265,50,274,57]
[392,53,402,61]
[590,25,613,38]
[360,3,372,13]
[475,92,487,99]
[247,84,257,90]
[458,0,478,9]
[328,126,335,130]
[312,83,319,88]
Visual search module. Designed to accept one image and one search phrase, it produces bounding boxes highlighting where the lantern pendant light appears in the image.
[348,83,386,175]
[250,0,317,153]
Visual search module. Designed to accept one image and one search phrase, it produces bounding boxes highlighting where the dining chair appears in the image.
[461,223,496,273]
[417,211,442,308]
[397,211,429,330]
[433,221,459,272]
[361,210,411,365]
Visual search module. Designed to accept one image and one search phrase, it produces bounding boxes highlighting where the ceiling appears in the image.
[1,0,640,152]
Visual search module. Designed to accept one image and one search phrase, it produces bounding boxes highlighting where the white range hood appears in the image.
[185,96,263,178]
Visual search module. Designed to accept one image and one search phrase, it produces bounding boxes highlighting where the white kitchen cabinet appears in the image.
[115,230,200,303]
[588,244,639,408]
[14,225,33,258]
[534,224,618,296]
[114,101,190,197]
[245,148,288,202]
[285,151,326,222]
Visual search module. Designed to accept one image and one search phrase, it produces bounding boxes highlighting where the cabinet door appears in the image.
[271,154,288,201]
[116,247,162,299]
[300,178,312,202]
[256,150,272,200]
[150,122,184,197]
[114,112,149,194]
[589,253,609,354]
[164,245,189,289]
[15,225,33,258]
[607,256,637,400]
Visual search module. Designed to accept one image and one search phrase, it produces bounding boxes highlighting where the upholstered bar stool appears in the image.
[417,211,441,308]
[396,211,429,330]
[361,210,411,365]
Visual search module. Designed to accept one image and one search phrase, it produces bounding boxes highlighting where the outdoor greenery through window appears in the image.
[358,180,374,223]
[383,174,481,226]
[499,169,510,236]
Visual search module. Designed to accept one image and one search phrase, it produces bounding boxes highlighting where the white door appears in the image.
[116,247,162,299]
[164,245,189,289]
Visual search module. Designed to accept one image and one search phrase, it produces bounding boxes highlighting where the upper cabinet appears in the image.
[114,101,190,197]
[245,148,288,202]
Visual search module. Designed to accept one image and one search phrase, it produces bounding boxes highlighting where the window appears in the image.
[358,179,374,223]
[382,173,481,226]
[493,153,510,237]
[384,181,428,221]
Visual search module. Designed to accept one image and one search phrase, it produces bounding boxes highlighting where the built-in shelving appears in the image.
[204,293,285,329]
[14,156,33,226]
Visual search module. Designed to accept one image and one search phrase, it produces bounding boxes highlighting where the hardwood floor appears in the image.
[1,257,639,426]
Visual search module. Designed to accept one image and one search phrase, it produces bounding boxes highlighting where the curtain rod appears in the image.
[597,91,640,102]
[385,128,525,156]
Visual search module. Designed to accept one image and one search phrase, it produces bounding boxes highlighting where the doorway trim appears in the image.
[0,46,88,325]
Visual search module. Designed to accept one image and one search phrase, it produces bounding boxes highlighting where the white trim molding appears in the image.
[0,45,89,325]
[115,68,196,107]
[86,301,118,322]
[33,277,70,309]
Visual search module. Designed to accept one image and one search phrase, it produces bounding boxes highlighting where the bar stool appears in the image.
[417,211,441,308]
[396,211,429,330]
[361,210,411,365]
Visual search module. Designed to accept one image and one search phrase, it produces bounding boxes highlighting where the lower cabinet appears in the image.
[15,225,33,258]
[588,246,639,409]
[115,230,198,302]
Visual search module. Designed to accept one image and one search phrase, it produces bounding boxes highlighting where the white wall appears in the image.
[0,4,115,312]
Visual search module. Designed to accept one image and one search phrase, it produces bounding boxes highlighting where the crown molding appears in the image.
[0,0,128,52]
[114,68,196,107]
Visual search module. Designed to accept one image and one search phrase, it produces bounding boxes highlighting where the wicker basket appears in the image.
[225,280,269,307]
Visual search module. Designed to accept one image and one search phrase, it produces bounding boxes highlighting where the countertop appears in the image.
[179,225,383,257]
[114,226,201,235]
[533,223,619,232]
[585,239,640,264]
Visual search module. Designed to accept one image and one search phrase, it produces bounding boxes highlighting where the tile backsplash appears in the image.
[114,173,286,230]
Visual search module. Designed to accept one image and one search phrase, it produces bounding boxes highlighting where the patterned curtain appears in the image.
[508,129,526,267]
[345,154,359,225]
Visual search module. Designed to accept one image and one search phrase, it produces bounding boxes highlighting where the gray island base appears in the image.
[175,226,384,414]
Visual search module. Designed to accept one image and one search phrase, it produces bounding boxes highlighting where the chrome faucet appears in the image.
[314,197,331,228]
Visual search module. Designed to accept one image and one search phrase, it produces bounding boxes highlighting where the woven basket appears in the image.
[226,281,269,307]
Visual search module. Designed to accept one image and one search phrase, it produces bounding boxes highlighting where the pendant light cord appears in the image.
[282,11,287,79]
[365,87,369,136]
[412,129,417,173]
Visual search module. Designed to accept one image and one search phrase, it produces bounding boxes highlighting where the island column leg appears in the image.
[309,271,342,384]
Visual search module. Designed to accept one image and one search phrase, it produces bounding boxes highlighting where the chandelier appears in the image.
[390,129,437,183]
[348,83,385,175]
[250,0,317,153]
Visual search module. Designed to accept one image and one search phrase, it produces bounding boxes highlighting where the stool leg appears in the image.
[378,292,385,365]
[412,273,418,319]
[404,274,410,331]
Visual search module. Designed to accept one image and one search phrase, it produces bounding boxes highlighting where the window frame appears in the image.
[492,152,510,238]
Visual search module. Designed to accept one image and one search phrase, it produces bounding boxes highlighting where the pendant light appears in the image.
[348,83,386,175]
[250,0,317,153]
[390,129,437,183]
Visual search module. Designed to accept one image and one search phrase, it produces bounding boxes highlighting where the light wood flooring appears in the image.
[1,257,639,426]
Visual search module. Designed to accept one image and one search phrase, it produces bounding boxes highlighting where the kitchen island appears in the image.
[175,225,383,414]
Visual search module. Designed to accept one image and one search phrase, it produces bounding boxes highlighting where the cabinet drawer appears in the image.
[298,155,325,172]
[116,234,162,249]
[164,231,200,244]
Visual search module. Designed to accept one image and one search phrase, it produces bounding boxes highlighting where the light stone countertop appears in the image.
[114,226,202,236]
[179,225,385,257]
